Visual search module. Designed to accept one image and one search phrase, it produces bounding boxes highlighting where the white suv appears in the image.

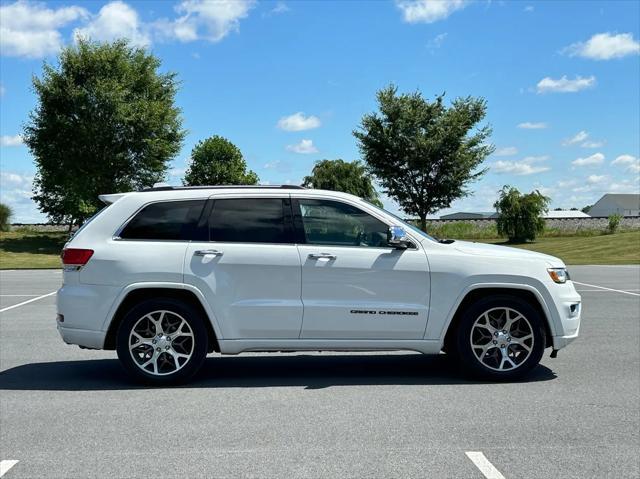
[57,185,581,384]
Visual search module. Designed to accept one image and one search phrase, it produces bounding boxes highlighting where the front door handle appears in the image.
[308,253,337,260]
[194,249,223,257]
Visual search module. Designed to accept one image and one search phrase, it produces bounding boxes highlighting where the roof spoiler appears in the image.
[98,193,126,205]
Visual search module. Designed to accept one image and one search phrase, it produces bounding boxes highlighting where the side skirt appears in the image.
[217,339,442,355]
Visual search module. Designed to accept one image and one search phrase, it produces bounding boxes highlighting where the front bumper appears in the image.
[549,281,582,350]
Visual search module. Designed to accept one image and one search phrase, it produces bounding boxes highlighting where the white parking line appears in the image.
[0,460,19,477]
[465,452,506,479]
[0,294,44,297]
[0,292,56,313]
[576,289,640,293]
[573,281,640,297]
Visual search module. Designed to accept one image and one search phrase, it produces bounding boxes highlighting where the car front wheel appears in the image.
[455,295,546,381]
[116,298,208,385]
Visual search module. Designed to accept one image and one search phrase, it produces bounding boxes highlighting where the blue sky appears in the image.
[1,0,639,222]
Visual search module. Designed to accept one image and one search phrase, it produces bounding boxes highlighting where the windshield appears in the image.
[362,200,437,242]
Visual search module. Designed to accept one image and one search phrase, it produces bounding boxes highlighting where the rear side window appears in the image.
[119,200,206,240]
[209,198,292,244]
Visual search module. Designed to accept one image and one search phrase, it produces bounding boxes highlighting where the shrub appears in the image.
[607,213,622,234]
[0,203,13,232]
[494,186,550,243]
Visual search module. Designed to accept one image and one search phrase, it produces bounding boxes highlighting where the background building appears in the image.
[588,194,640,217]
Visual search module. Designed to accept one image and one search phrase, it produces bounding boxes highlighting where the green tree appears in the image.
[354,84,493,231]
[581,205,592,214]
[302,159,382,206]
[183,136,258,186]
[23,39,184,227]
[607,213,622,234]
[0,203,13,232]
[494,186,550,243]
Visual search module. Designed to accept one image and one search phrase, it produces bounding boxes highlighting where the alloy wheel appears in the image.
[469,307,534,372]
[128,310,195,376]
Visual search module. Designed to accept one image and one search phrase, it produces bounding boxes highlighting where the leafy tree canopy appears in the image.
[302,159,382,207]
[494,186,550,243]
[23,39,185,225]
[183,135,258,186]
[354,84,493,230]
[0,203,13,232]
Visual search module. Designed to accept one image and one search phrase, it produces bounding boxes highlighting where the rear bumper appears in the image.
[57,324,106,349]
[56,283,121,349]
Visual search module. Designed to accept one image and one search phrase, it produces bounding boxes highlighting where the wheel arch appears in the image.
[442,285,554,352]
[103,284,221,353]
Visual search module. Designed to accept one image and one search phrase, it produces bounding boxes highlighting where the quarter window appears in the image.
[209,198,291,244]
[119,200,206,240]
[298,199,389,247]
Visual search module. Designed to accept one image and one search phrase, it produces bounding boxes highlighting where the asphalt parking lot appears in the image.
[0,266,638,478]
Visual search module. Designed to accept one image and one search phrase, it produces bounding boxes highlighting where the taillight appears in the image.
[61,248,94,266]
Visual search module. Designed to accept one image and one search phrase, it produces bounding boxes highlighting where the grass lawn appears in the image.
[0,230,67,269]
[1,229,638,269]
[481,230,640,265]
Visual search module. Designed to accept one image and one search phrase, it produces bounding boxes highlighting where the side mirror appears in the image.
[387,225,411,249]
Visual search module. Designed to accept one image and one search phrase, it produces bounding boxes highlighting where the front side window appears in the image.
[209,198,291,244]
[119,200,205,240]
[298,199,389,247]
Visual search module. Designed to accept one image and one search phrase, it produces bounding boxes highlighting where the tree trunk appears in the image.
[418,215,427,232]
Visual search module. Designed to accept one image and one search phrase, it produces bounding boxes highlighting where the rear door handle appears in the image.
[194,249,223,257]
[308,253,337,260]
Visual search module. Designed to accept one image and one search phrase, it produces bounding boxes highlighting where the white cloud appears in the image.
[0,171,45,223]
[587,174,607,184]
[561,130,606,148]
[270,2,290,15]
[0,84,5,96]
[0,134,23,146]
[492,156,551,176]
[524,5,534,12]
[264,161,279,169]
[612,154,640,173]
[159,0,256,43]
[286,139,318,154]
[74,1,150,47]
[494,146,518,156]
[562,130,588,146]
[277,112,321,131]
[580,140,605,148]
[0,1,88,58]
[612,154,637,165]
[536,75,596,94]
[563,32,640,60]
[517,122,547,129]
[572,152,604,167]
[427,32,447,50]
[396,0,467,24]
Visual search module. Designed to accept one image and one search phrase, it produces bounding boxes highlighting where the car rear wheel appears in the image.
[116,298,208,385]
[455,295,546,381]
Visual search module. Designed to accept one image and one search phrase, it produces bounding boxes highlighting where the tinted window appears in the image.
[120,200,205,240]
[298,199,389,247]
[209,198,291,244]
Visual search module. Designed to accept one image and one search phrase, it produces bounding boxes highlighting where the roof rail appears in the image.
[140,184,306,192]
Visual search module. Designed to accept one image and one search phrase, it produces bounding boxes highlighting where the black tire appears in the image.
[455,295,546,381]
[116,298,208,385]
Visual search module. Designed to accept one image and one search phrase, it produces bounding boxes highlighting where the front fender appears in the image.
[425,276,558,346]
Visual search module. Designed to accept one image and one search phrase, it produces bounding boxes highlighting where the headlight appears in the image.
[548,267,569,284]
